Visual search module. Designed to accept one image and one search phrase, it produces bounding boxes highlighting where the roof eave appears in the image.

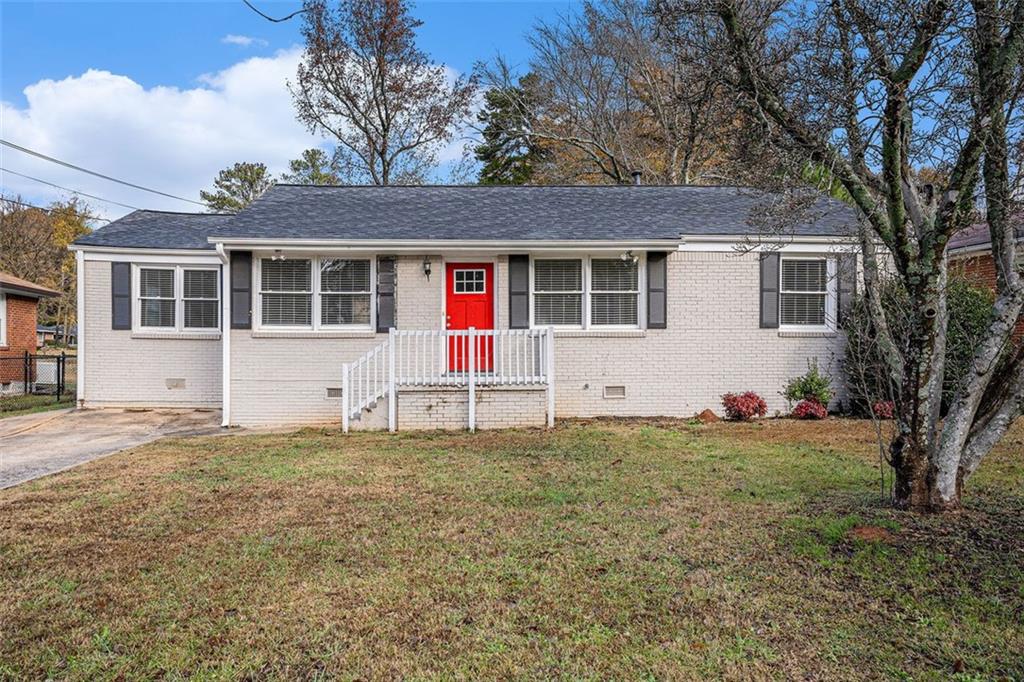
[1,283,59,299]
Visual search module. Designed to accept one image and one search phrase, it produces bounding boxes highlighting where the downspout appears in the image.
[216,243,230,427]
[75,250,85,407]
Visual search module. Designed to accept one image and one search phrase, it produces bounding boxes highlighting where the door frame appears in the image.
[440,256,499,331]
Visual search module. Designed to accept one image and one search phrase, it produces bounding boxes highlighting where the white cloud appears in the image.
[221,34,268,48]
[0,47,325,219]
[0,48,477,221]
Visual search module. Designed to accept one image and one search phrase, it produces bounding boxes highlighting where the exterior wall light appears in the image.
[422,256,432,281]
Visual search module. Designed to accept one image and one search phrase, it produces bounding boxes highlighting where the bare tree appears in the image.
[479,0,742,185]
[657,0,1024,511]
[291,0,478,185]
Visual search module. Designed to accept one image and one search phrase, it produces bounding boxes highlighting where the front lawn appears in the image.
[1,419,1021,679]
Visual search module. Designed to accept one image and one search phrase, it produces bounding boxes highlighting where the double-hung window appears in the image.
[261,259,312,326]
[320,259,372,327]
[533,259,583,326]
[780,257,835,329]
[136,265,219,332]
[258,256,374,330]
[532,256,642,329]
[183,270,219,329]
[590,258,639,326]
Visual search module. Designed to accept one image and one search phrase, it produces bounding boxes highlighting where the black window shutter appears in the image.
[230,251,252,329]
[508,255,530,329]
[646,251,667,329]
[111,262,132,330]
[837,253,857,328]
[759,253,780,329]
[376,256,396,332]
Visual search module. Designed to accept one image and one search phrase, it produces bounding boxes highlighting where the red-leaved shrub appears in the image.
[792,399,828,420]
[721,392,768,421]
[871,400,895,419]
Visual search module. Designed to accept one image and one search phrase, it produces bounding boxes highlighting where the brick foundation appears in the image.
[398,385,547,430]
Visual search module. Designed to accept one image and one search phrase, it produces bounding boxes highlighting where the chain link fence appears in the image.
[0,352,76,401]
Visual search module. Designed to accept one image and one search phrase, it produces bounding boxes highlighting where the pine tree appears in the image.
[200,162,275,212]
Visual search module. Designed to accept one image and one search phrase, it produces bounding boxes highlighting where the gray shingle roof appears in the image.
[74,210,232,250]
[73,185,858,250]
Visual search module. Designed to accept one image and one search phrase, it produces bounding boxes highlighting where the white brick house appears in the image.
[70,185,859,430]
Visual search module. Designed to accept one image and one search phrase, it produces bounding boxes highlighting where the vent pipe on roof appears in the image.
[631,170,642,185]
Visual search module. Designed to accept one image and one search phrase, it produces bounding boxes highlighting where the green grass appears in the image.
[0,391,74,418]
[0,419,1021,680]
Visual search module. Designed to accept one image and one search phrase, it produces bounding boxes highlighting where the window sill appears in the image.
[251,330,379,339]
[777,329,837,338]
[551,329,647,338]
[131,331,221,340]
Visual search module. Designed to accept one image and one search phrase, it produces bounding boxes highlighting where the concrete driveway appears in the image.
[0,408,223,489]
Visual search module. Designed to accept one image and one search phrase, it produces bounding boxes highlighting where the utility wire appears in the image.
[0,138,206,207]
[243,0,307,22]
[1,167,143,211]
[0,196,112,223]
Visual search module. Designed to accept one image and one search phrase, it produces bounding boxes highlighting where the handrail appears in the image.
[343,327,555,432]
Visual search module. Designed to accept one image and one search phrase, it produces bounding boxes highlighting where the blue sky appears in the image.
[0,1,574,220]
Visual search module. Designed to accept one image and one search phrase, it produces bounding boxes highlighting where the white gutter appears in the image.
[69,245,217,256]
[206,238,682,252]
[679,234,859,244]
[215,243,230,428]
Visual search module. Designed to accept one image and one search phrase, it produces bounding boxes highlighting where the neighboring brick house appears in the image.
[70,185,860,430]
[948,223,1024,342]
[1,271,60,390]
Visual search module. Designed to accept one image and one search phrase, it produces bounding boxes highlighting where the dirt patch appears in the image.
[695,409,720,424]
[848,525,893,542]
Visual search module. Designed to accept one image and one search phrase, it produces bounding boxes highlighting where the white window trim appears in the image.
[529,254,646,330]
[133,264,221,334]
[778,255,837,332]
[0,292,7,346]
[253,254,376,332]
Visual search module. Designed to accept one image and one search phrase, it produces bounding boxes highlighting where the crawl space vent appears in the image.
[603,385,626,399]
[326,387,343,399]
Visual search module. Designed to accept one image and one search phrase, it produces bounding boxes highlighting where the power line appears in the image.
[243,0,307,22]
[0,197,112,223]
[0,138,206,207]
[1,167,143,211]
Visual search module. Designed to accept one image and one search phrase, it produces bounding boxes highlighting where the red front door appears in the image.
[446,263,494,372]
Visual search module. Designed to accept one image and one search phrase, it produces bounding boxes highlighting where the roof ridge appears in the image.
[129,209,233,217]
[270,183,755,190]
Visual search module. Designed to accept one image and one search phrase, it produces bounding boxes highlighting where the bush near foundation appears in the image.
[722,392,768,421]
[792,399,828,420]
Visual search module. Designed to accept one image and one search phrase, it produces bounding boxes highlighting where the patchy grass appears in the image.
[0,392,74,418]
[1,419,1021,680]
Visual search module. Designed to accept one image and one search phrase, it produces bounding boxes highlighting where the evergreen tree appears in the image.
[200,162,274,212]
[474,74,545,185]
[281,148,343,185]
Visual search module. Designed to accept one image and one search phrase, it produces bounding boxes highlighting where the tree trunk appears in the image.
[891,434,963,512]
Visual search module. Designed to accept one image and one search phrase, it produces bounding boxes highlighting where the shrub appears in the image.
[783,361,834,407]
[842,274,996,416]
[792,399,828,419]
[871,400,895,419]
[722,392,768,421]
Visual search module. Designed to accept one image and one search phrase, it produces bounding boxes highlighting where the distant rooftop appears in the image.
[0,271,60,298]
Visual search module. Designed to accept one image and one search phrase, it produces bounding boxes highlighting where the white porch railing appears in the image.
[342,327,555,432]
